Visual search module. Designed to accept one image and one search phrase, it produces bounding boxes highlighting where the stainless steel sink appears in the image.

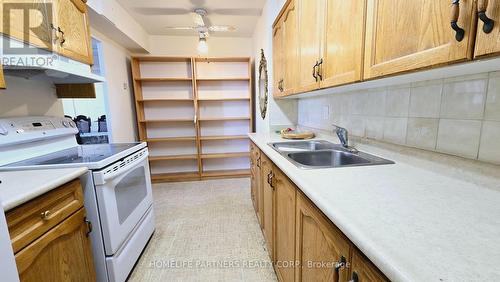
[270,140,343,152]
[269,140,394,169]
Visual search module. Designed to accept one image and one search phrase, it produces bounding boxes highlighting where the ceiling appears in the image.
[115,0,266,37]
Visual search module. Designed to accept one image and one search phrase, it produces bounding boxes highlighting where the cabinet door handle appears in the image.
[312,61,319,81]
[334,256,347,282]
[267,171,275,189]
[50,24,59,43]
[257,156,261,168]
[317,58,323,81]
[478,0,495,33]
[58,27,66,46]
[84,218,93,237]
[348,271,359,282]
[450,0,465,42]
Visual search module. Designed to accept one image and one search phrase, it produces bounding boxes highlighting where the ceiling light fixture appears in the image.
[198,37,208,54]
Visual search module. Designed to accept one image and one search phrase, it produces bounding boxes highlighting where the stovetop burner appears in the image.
[5,143,141,167]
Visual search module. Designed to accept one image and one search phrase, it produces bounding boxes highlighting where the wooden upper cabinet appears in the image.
[281,0,299,95]
[349,248,389,282]
[0,0,55,50]
[297,0,323,93]
[55,0,93,65]
[261,153,275,260]
[273,21,285,97]
[321,0,366,88]
[273,168,296,282]
[474,0,500,58]
[364,0,477,79]
[295,192,351,282]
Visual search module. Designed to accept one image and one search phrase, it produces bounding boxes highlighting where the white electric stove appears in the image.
[0,116,155,282]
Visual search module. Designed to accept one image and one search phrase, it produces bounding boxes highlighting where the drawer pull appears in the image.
[40,210,51,220]
[478,0,494,33]
[450,0,465,42]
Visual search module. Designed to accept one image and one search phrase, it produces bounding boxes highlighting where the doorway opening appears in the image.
[62,37,111,144]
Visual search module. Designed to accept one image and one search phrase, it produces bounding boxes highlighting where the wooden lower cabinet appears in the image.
[349,249,389,282]
[6,179,96,282]
[15,208,96,282]
[251,141,389,282]
[261,153,275,259]
[250,142,262,225]
[273,168,296,282]
[295,192,351,282]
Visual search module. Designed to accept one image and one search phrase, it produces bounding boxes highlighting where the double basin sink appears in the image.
[269,140,394,169]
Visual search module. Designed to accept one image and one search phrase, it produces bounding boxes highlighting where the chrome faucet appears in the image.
[333,124,358,153]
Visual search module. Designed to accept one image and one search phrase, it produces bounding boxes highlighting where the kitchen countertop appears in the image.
[0,167,88,212]
[249,132,500,282]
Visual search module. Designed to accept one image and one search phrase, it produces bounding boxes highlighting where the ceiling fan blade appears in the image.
[211,8,262,16]
[191,12,205,27]
[208,26,236,32]
[134,7,190,15]
[165,27,197,30]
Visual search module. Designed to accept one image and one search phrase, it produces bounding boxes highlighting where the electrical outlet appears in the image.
[322,105,329,120]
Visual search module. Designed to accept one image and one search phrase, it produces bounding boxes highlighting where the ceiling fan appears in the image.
[165,8,236,38]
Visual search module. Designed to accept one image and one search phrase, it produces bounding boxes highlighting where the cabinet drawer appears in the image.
[6,179,84,253]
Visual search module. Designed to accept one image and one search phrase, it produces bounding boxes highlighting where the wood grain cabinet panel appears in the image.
[54,0,93,64]
[261,153,275,260]
[15,208,96,282]
[321,0,366,88]
[364,0,477,79]
[273,168,296,282]
[273,21,285,97]
[295,192,351,282]
[297,0,323,93]
[250,142,262,226]
[474,0,500,58]
[281,0,299,96]
[0,66,6,89]
[0,0,55,51]
[349,249,389,282]
[6,179,84,253]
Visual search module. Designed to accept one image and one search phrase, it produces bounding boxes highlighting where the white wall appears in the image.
[91,29,137,143]
[87,0,150,52]
[0,76,63,117]
[147,35,253,57]
[251,0,297,134]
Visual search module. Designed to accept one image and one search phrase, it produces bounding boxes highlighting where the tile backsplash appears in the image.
[297,71,500,165]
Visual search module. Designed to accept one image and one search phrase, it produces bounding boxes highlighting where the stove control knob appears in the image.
[62,121,70,128]
[0,124,8,136]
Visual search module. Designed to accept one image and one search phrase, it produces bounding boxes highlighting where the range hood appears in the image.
[1,36,105,84]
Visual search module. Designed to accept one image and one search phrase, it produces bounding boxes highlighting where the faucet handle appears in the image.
[332,124,349,148]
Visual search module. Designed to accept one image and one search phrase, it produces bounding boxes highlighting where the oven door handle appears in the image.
[94,150,149,184]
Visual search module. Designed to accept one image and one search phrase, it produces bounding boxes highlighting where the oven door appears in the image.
[93,148,153,256]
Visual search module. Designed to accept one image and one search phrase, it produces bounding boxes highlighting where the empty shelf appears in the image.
[149,154,198,161]
[201,152,250,159]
